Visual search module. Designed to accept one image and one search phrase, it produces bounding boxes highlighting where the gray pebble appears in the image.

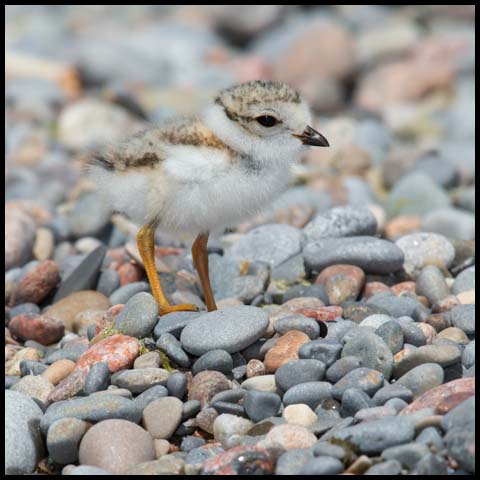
[275,359,326,392]
[452,266,475,295]
[182,400,201,421]
[340,388,374,417]
[375,320,404,354]
[326,356,363,383]
[180,435,206,452]
[114,292,158,338]
[300,456,344,475]
[133,385,169,412]
[211,401,246,417]
[416,426,444,451]
[444,426,475,473]
[397,321,427,347]
[5,376,21,389]
[384,398,409,413]
[395,363,444,398]
[19,360,48,377]
[46,417,90,465]
[9,302,40,318]
[244,390,281,422]
[448,304,475,335]
[156,332,190,368]
[299,338,342,367]
[192,350,233,376]
[110,368,169,394]
[312,442,345,460]
[83,361,110,394]
[153,311,201,339]
[210,389,246,405]
[96,268,120,297]
[413,452,448,475]
[165,372,188,400]
[415,265,450,305]
[109,281,150,305]
[283,284,329,305]
[283,381,332,410]
[381,442,430,469]
[63,465,112,475]
[303,237,404,274]
[365,459,402,475]
[273,314,320,339]
[441,396,475,431]
[275,448,314,475]
[462,341,475,368]
[367,293,421,318]
[331,368,384,399]
[372,384,413,406]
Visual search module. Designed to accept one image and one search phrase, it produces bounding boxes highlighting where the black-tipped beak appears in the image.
[294,125,330,147]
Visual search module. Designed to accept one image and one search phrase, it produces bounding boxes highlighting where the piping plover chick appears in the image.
[89,80,329,315]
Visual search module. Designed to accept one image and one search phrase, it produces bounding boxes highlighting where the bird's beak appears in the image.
[293,125,330,147]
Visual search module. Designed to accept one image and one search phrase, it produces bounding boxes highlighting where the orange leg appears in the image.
[137,224,198,315]
[192,232,217,312]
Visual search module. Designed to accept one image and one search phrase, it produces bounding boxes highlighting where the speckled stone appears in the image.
[264,330,310,373]
[188,370,230,407]
[142,397,183,439]
[111,368,170,394]
[113,292,158,338]
[331,367,384,399]
[261,424,317,450]
[47,417,90,465]
[78,419,155,474]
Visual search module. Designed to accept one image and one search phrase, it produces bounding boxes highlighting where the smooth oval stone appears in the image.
[166,372,187,400]
[331,417,415,454]
[180,306,269,355]
[359,314,392,329]
[303,237,404,274]
[273,315,320,339]
[372,385,413,406]
[192,350,233,376]
[283,382,332,409]
[416,427,444,451]
[367,293,421,318]
[445,427,475,474]
[375,320,404,354]
[275,448,315,475]
[96,268,120,297]
[244,390,282,422]
[156,333,190,368]
[142,397,183,439]
[326,356,363,383]
[365,459,402,475]
[213,414,254,447]
[83,361,110,395]
[109,282,150,306]
[5,390,45,475]
[47,417,90,465]
[275,359,326,392]
[342,331,393,380]
[113,292,158,338]
[134,385,169,412]
[395,363,444,399]
[110,368,169,394]
[300,456,344,475]
[415,265,450,305]
[448,304,475,335]
[41,394,141,434]
[78,419,155,474]
[381,442,430,469]
[452,266,475,295]
[19,360,48,377]
[298,339,342,367]
[304,206,377,242]
[331,368,384,399]
[341,388,374,417]
[153,311,202,340]
[462,341,475,369]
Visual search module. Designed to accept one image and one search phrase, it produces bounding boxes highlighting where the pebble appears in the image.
[276,448,314,475]
[109,281,150,306]
[188,370,230,407]
[325,356,363,383]
[298,338,342,367]
[157,332,190,368]
[41,394,141,434]
[142,396,183,439]
[416,426,444,450]
[245,358,267,377]
[11,374,54,403]
[111,368,169,394]
[202,445,274,475]
[303,206,377,241]
[47,417,90,465]
[45,290,111,331]
[398,321,427,347]
[180,306,268,356]
[283,404,318,426]
[5,208,37,271]
[365,459,402,475]
[244,390,281,422]
[262,424,317,450]
[6,347,42,376]
[213,414,254,447]
[134,351,161,369]
[96,268,121,297]
[372,384,413,406]
[303,236,404,274]
[166,372,188,399]
[9,313,64,345]
[78,419,155,475]
[53,246,107,302]
[367,292,421,318]
[437,327,469,344]
[273,314,320,339]
[382,442,430,469]
[395,232,455,278]
[393,344,461,378]
[113,292,158,338]
[340,388,374,417]
[134,385,169,412]
[224,224,303,269]
[331,367,384,399]
[153,311,201,339]
[316,264,365,304]
[264,330,310,373]
[312,442,346,460]
[416,265,450,305]
[192,349,233,375]
[275,359,326,392]
[452,266,475,295]
[300,456,344,475]
[331,416,415,454]
[283,283,329,305]
[5,390,45,475]
[462,341,475,368]
[83,361,110,394]
[283,381,332,409]
[423,207,475,241]
[241,375,277,393]
[395,363,444,398]
[374,320,404,354]
[9,260,60,306]
[19,359,48,376]
[448,304,475,335]
[445,427,475,473]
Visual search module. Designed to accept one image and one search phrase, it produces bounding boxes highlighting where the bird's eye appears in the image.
[255,115,277,127]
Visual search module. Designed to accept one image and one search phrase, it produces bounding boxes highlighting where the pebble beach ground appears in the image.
[5,5,475,475]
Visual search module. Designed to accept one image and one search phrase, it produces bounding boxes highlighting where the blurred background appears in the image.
[5,5,475,258]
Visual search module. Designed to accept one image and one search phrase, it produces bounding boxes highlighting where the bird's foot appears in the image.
[158,303,199,316]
